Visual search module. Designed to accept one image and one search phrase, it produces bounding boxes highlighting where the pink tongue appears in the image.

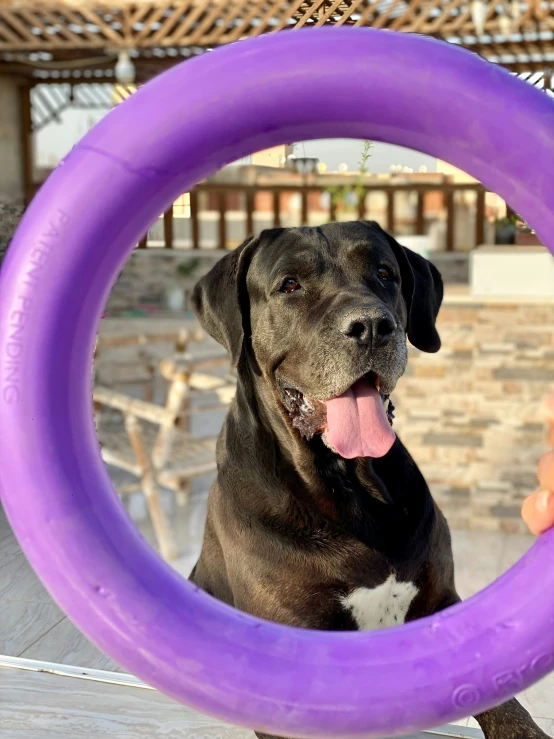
[325,378,396,459]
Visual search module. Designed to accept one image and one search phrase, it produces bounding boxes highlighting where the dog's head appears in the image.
[192,221,442,459]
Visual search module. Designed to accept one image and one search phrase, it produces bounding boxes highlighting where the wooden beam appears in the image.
[301,189,309,225]
[190,189,200,249]
[245,189,255,236]
[163,207,174,249]
[416,191,425,235]
[273,190,281,228]
[475,189,485,247]
[386,191,395,233]
[217,190,227,249]
[0,0,552,76]
[445,190,455,252]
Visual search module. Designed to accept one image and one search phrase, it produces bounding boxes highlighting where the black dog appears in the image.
[190,221,549,739]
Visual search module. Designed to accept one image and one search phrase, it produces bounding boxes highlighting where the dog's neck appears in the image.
[223,359,435,558]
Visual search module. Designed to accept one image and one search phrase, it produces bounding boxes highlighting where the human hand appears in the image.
[521,396,554,536]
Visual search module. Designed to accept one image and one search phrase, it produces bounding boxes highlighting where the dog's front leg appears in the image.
[474,698,550,739]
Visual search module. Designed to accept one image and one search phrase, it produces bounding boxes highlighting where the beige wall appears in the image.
[251,144,292,168]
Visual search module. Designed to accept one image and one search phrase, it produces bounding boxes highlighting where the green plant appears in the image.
[176,258,200,277]
[494,216,514,228]
[326,140,373,214]
[495,210,535,234]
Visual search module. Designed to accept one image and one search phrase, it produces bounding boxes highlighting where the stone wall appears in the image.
[392,293,553,533]
[105,249,470,314]
[106,250,222,314]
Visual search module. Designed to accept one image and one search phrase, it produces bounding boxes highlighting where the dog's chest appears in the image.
[340,574,419,630]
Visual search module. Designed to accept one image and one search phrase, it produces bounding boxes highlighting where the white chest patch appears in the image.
[340,575,419,631]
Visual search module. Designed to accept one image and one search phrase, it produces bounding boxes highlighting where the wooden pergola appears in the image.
[1,1,552,205]
[1,0,554,82]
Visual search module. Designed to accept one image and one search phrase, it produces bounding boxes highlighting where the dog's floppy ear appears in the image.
[191,236,259,364]
[364,222,443,353]
[401,245,443,352]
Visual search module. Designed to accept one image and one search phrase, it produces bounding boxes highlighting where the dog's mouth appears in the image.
[280,371,396,459]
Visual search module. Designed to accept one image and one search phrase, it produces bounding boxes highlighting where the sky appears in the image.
[35,107,437,174]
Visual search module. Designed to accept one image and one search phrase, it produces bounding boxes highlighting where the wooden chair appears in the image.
[93,328,197,402]
[94,346,234,561]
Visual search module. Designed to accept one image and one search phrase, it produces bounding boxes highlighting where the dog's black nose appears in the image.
[340,308,396,347]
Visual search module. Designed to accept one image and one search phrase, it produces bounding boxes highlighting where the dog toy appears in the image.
[0,28,553,739]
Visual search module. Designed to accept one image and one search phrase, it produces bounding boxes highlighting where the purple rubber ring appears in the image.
[1,28,554,739]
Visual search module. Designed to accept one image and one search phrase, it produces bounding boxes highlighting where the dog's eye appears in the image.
[280,278,301,293]
[377,266,392,281]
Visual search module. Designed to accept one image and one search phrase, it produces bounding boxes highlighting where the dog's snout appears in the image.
[340,307,397,347]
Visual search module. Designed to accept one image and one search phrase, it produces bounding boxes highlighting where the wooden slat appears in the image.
[245,189,255,236]
[93,385,175,427]
[344,0,375,27]
[203,0,252,44]
[301,189,309,225]
[133,0,176,44]
[2,9,44,47]
[190,189,200,248]
[0,14,25,43]
[315,0,346,26]
[416,190,425,235]
[410,0,444,33]
[157,0,204,45]
[217,191,227,249]
[42,9,84,46]
[48,6,106,47]
[445,190,455,252]
[77,6,125,46]
[163,207,174,249]
[138,234,148,249]
[258,0,312,38]
[371,0,406,29]
[225,0,284,43]
[188,0,232,45]
[15,8,63,46]
[0,0,553,60]
[475,188,485,247]
[386,190,395,233]
[295,0,326,28]
[273,190,281,228]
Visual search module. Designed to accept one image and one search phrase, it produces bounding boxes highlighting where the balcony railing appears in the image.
[135,180,487,252]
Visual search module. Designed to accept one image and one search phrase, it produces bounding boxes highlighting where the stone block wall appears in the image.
[392,296,554,533]
[105,250,222,314]
[105,249,470,314]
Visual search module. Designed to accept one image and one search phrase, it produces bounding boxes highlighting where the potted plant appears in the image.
[326,140,373,218]
[496,211,542,247]
[515,223,543,246]
[494,216,515,244]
